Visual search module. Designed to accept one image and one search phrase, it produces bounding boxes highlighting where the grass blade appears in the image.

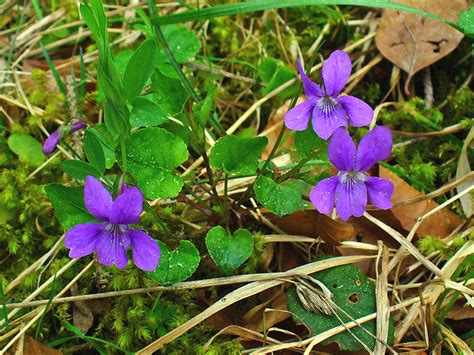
[151,0,453,26]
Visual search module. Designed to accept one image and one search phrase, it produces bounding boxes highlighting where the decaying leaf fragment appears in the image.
[375,0,467,90]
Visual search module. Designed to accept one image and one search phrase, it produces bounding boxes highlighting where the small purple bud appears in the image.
[70,120,87,133]
[42,129,61,154]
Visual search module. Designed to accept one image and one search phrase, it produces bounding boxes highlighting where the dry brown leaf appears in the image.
[7,336,62,355]
[380,166,461,237]
[265,210,357,249]
[446,304,474,320]
[375,0,466,89]
[71,284,94,334]
[244,291,290,332]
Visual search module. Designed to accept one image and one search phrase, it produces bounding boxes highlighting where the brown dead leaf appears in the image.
[446,304,474,320]
[380,166,462,237]
[265,210,357,254]
[7,336,62,355]
[70,284,94,334]
[244,291,290,332]
[375,0,466,90]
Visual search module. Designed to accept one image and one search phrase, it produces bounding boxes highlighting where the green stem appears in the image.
[146,0,200,103]
[119,134,127,172]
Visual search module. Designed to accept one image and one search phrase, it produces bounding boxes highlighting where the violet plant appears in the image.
[65,176,160,271]
[44,0,394,282]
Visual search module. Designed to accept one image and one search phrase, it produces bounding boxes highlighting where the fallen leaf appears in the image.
[446,304,474,320]
[244,291,290,332]
[71,284,94,334]
[375,0,467,90]
[265,210,357,254]
[7,336,62,355]
[380,166,462,237]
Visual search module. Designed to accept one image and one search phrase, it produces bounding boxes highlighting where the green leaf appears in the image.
[130,97,168,128]
[151,0,452,28]
[60,160,102,180]
[152,69,189,115]
[104,100,128,138]
[294,126,328,161]
[193,86,217,127]
[157,25,201,64]
[7,133,44,166]
[84,129,106,174]
[287,263,394,351]
[124,40,157,101]
[258,58,297,98]
[125,127,188,199]
[457,6,474,37]
[205,226,254,274]
[44,184,95,230]
[87,125,116,169]
[80,4,101,47]
[210,135,268,175]
[253,176,302,217]
[98,65,124,106]
[148,240,200,285]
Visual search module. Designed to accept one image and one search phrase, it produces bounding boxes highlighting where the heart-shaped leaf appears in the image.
[130,97,168,128]
[125,127,188,199]
[210,135,268,176]
[148,240,200,285]
[205,226,254,274]
[253,176,303,217]
[151,70,189,115]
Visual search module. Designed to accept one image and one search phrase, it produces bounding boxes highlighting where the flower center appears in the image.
[339,171,366,187]
[104,223,127,238]
[317,96,339,114]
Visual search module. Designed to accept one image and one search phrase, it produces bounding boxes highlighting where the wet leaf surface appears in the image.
[205,226,254,274]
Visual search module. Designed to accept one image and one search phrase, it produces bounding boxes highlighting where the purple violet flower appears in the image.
[310,126,394,221]
[42,129,61,154]
[285,50,374,140]
[65,176,161,271]
[70,120,87,133]
[42,120,87,154]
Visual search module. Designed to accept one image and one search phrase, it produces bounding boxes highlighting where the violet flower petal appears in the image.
[366,177,394,210]
[65,223,103,258]
[109,186,144,225]
[70,120,87,133]
[327,127,356,171]
[312,104,348,140]
[284,101,314,131]
[309,176,339,214]
[335,180,367,221]
[297,60,324,100]
[321,50,351,97]
[96,229,131,269]
[338,95,373,127]
[84,176,113,222]
[356,126,393,171]
[129,229,161,271]
[42,129,61,154]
